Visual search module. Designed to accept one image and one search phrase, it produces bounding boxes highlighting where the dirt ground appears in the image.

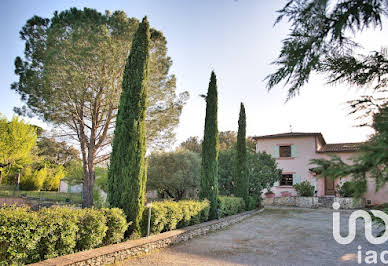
[119,207,387,265]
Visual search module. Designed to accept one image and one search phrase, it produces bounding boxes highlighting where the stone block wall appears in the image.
[263,196,364,209]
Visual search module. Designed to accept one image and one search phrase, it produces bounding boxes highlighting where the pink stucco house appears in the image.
[253,132,388,205]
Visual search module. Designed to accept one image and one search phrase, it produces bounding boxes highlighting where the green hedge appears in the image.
[217,196,245,217]
[0,206,128,265]
[141,200,210,235]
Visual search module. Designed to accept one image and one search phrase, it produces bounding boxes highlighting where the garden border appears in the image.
[30,208,263,266]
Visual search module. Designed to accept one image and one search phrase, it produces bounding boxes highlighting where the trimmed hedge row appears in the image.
[141,200,210,235]
[217,196,245,217]
[0,206,128,265]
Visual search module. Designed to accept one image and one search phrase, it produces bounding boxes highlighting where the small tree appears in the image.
[234,103,249,207]
[200,71,219,219]
[147,150,200,200]
[108,17,150,235]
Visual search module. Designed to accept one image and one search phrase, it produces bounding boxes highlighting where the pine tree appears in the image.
[200,71,219,219]
[234,103,249,207]
[108,17,150,235]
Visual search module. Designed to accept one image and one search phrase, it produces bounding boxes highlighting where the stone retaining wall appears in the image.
[263,196,364,209]
[30,209,263,266]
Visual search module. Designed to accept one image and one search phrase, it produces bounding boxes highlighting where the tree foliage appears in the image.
[267,0,388,99]
[12,8,187,207]
[147,150,201,200]
[200,71,219,219]
[108,17,150,235]
[234,103,249,206]
[37,137,79,167]
[311,105,388,199]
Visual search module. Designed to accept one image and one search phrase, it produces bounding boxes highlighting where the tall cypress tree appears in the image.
[108,17,150,235]
[235,103,249,207]
[200,71,219,219]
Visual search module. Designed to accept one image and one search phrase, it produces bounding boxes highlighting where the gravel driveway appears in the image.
[120,207,387,265]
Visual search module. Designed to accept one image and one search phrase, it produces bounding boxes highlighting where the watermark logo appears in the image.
[332,202,388,245]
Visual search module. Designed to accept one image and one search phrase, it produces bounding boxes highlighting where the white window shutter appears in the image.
[313,178,317,191]
[292,174,301,185]
[273,146,279,158]
[291,145,297,157]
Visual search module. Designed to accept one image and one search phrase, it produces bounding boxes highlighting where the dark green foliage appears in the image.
[108,17,151,235]
[217,196,245,217]
[336,181,356,198]
[147,150,201,200]
[140,200,210,235]
[218,149,235,196]
[293,181,315,197]
[267,0,388,99]
[200,71,219,219]
[218,150,282,200]
[0,206,128,264]
[234,103,249,208]
[245,196,258,210]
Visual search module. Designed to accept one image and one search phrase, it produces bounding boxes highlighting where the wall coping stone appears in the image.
[29,208,263,266]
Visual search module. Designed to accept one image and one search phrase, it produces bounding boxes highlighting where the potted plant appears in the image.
[264,189,275,198]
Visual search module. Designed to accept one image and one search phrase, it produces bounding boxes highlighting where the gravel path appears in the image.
[119,207,387,265]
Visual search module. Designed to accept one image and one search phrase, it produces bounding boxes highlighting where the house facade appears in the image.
[254,132,388,205]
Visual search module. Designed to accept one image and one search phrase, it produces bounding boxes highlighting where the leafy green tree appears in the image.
[219,131,237,150]
[218,150,282,199]
[37,137,79,167]
[200,71,219,219]
[0,115,37,184]
[12,8,187,207]
[147,150,200,200]
[234,103,249,206]
[218,149,235,196]
[108,17,150,235]
[267,0,388,99]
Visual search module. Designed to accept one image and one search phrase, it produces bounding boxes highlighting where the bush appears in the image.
[20,167,46,191]
[36,207,79,260]
[102,208,129,245]
[141,200,210,235]
[0,206,42,264]
[245,196,258,210]
[0,206,127,264]
[336,181,355,197]
[75,208,107,251]
[217,196,245,217]
[293,181,315,197]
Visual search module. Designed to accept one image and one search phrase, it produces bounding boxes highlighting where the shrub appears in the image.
[36,207,79,260]
[20,167,46,191]
[0,206,42,264]
[245,196,258,210]
[141,200,210,235]
[102,208,129,245]
[217,196,245,217]
[336,181,355,197]
[0,206,127,264]
[293,181,315,197]
[75,208,107,251]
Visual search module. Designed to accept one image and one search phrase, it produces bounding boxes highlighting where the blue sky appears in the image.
[1,0,386,146]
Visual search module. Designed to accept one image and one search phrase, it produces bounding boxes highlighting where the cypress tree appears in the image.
[108,17,150,235]
[235,103,249,207]
[200,71,219,219]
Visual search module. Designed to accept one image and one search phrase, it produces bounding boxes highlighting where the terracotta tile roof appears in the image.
[317,143,361,153]
[252,132,323,140]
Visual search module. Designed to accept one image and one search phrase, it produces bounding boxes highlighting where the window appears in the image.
[279,145,291,157]
[280,174,293,186]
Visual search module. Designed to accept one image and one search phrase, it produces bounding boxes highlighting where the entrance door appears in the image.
[325,177,335,195]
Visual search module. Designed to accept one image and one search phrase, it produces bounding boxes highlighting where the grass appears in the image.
[0,188,82,204]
